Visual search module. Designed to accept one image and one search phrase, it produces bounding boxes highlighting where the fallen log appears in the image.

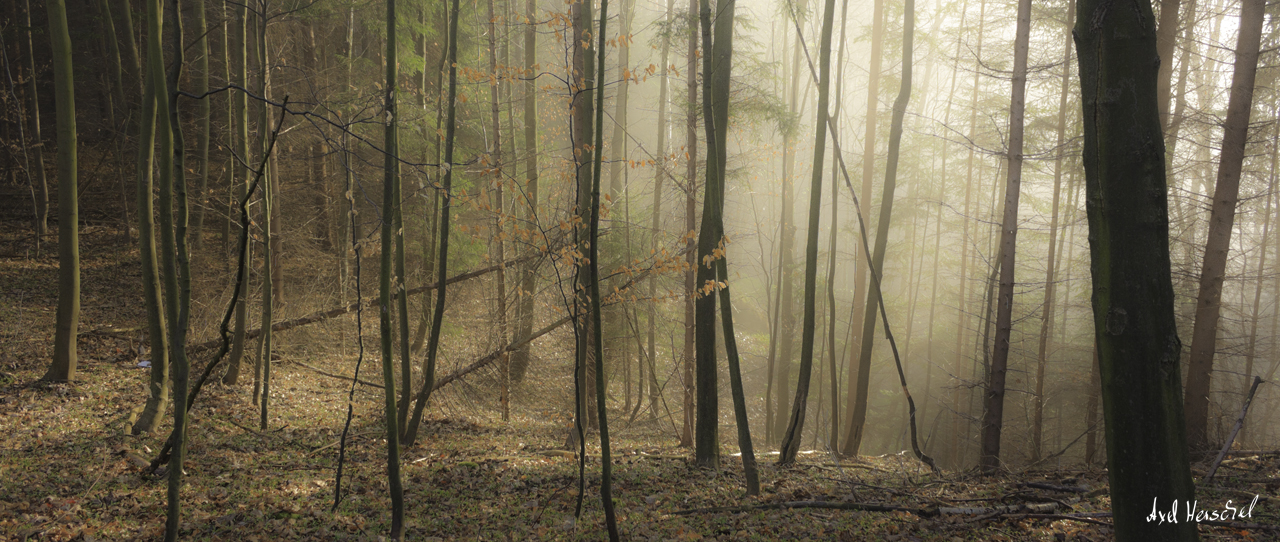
[188,255,538,354]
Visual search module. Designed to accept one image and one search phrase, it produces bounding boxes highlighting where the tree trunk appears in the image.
[378,0,406,538]
[1239,108,1280,447]
[773,5,803,444]
[778,0,838,464]
[403,0,461,447]
[1183,0,1265,451]
[21,0,48,246]
[838,0,883,457]
[978,0,1031,473]
[222,2,251,385]
[1074,0,1200,535]
[190,0,210,253]
[510,0,539,383]
[1030,0,1074,463]
[680,0,698,448]
[41,0,78,383]
[647,0,675,420]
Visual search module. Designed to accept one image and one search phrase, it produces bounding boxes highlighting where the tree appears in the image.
[778,0,838,465]
[977,0,1031,473]
[680,0,698,447]
[40,0,78,383]
[510,0,540,383]
[190,0,210,253]
[404,0,461,447]
[221,0,251,386]
[20,0,48,251]
[587,2,620,536]
[1074,0,1200,536]
[377,1,406,539]
[1182,0,1266,450]
[1030,0,1075,463]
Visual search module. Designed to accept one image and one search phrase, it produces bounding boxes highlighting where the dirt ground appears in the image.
[1,228,1277,541]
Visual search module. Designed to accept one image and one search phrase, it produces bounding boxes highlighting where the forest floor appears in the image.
[2,228,1279,541]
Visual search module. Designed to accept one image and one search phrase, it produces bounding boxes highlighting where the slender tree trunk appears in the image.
[222,2,251,385]
[773,5,803,444]
[1074,0,1200,535]
[824,0,850,452]
[190,0,210,253]
[647,0,675,421]
[950,0,986,467]
[130,16,171,433]
[1030,0,1074,463]
[41,0,79,383]
[778,0,838,464]
[404,0,461,447]
[839,0,884,457]
[486,0,509,422]
[1236,108,1279,447]
[379,1,406,538]
[255,1,274,429]
[1183,0,1265,450]
[21,0,48,247]
[510,0,539,382]
[680,0,698,448]
[978,0,1030,473]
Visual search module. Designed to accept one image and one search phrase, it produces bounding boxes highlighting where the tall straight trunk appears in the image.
[607,0,634,200]
[1155,0,1182,127]
[680,0,698,448]
[410,5,445,360]
[21,0,48,244]
[41,0,78,382]
[160,0,195,537]
[404,0,461,447]
[1239,109,1280,447]
[95,0,133,244]
[255,1,274,427]
[1183,0,1266,450]
[823,0,850,452]
[919,0,967,427]
[950,0,986,466]
[222,2,251,385]
[773,4,803,444]
[378,1,406,538]
[1030,0,1075,463]
[190,0,210,253]
[486,0,508,421]
[647,0,675,419]
[130,18,171,433]
[393,19,414,437]
[587,4,621,536]
[838,0,884,457]
[778,0,838,464]
[1074,0,1200,535]
[840,0,915,457]
[219,3,232,255]
[572,0,600,432]
[511,0,539,382]
[978,0,1031,473]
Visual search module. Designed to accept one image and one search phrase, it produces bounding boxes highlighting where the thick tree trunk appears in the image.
[41,0,79,382]
[1074,0,1200,536]
[1183,0,1265,450]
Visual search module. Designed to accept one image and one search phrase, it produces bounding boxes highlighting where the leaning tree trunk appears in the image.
[41,0,79,382]
[1074,0,1201,537]
[978,0,1030,473]
[1182,0,1265,451]
[778,0,838,465]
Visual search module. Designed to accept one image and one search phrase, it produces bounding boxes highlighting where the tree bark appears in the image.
[378,0,406,537]
[1074,0,1201,535]
[41,0,79,383]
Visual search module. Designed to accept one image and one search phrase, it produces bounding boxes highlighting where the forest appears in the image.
[1,0,1278,538]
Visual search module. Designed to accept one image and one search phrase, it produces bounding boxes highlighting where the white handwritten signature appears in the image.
[1146,495,1259,524]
